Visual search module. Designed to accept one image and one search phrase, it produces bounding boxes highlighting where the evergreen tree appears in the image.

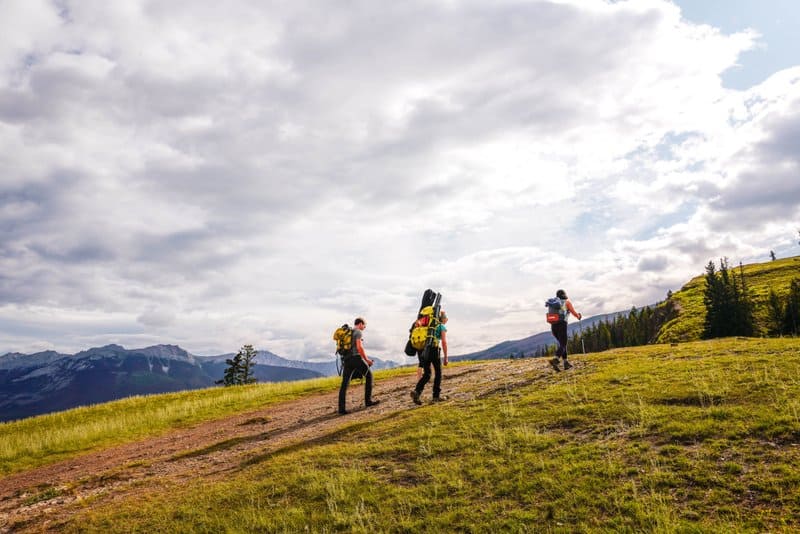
[641,306,654,343]
[784,279,800,336]
[703,260,725,338]
[622,307,638,346]
[703,258,754,338]
[731,262,755,337]
[217,352,243,386]
[217,344,258,386]
[766,289,784,336]
[567,331,580,355]
[599,321,613,351]
[239,344,258,384]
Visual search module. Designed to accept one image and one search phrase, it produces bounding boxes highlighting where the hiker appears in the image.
[414,310,449,380]
[338,317,380,415]
[548,289,581,371]
[411,310,448,404]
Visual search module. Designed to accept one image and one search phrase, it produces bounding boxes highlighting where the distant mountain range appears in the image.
[0,344,397,423]
[1,310,632,423]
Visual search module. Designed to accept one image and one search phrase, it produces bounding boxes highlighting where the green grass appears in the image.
[69,337,800,532]
[657,255,800,343]
[0,367,411,476]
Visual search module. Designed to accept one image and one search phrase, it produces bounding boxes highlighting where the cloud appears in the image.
[637,255,669,273]
[0,0,796,358]
[137,307,177,328]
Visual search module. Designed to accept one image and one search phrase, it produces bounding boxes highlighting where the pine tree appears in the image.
[622,307,637,346]
[217,352,243,386]
[599,321,613,351]
[640,307,651,344]
[703,259,727,338]
[767,289,784,336]
[784,279,800,336]
[703,258,754,338]
[567,331,580,354]
[239,344,258,384]
[217,344,258,386]
[731,262,755,337]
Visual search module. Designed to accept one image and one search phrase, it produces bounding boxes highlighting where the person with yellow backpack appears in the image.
[335,317,380,415]
[410,307,449,405]
[411,310,449,381]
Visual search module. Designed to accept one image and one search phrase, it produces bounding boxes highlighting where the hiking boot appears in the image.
[563,360,573,370]
[431,395,447,403]
[366,399,381,407]
[549,357,561,372]
[410,390,422,405]
[338,409,348,415]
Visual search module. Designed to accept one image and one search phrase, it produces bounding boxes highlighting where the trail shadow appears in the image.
[474,371,556,400]
[169,411,345,462]
[240,411,407,469]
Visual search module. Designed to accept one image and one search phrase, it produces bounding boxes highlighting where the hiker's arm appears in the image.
[356,337,373,366]
[566,300,582,320]
[441,331,448,366]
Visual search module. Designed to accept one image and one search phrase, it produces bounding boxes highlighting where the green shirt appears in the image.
[435,323,447,340]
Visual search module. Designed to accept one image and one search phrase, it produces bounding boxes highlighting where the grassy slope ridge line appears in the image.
[657,255,800,343]
[67,338,800,532]
[0,368,407,476]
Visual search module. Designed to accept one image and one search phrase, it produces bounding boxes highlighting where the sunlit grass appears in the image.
[67,337,800,532]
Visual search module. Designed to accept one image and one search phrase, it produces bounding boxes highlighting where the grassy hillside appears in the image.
[656,255,800,343]
[34,337,800,532]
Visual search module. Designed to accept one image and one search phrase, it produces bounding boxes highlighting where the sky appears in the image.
[1,0,799,362]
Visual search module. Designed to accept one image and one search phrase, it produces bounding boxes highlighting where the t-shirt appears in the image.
[435,323,447,340]
[559,298,568,322]
[350,328,363,356]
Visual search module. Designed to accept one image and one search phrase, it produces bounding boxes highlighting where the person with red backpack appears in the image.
[545,289,581,371]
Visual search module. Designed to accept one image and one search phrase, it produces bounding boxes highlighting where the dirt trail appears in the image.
[0,358,558,532]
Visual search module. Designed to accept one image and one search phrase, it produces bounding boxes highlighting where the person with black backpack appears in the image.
[338,317,380,415]
[546,289,581,371]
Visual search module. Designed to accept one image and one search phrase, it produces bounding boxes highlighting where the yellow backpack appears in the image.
[410,306,439,351]
[332,324,353,356]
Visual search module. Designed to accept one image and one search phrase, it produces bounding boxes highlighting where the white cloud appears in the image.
[0,0,797,360]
